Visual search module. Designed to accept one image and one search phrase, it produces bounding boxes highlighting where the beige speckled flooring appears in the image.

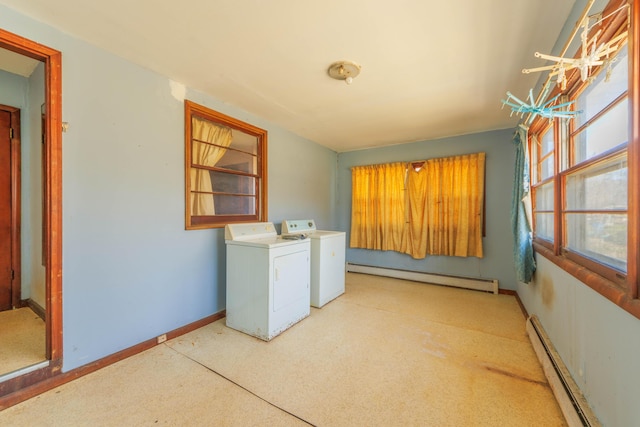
[0,307,46,377]
[0,273,566,426]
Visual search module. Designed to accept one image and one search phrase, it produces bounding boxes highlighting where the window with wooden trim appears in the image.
[562,43,629,283]
[529,0,638,311]
[184,101,267,229]
[531,124,556,244]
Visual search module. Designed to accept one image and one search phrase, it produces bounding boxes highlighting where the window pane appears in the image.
[212,195,256,215]
[231,129,259,154]
[210,171,256,196]
[216,149,258,174]
[541,125,554,156]
[575,45,628,128]
[190,193,214,216]
[534,213,554,241]
[572,100,629,165]
[565,156,627,211]
[540,155,554,181]
[534,181,554,211]
[565,213,627,272]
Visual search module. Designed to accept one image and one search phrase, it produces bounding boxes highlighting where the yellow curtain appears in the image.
[190,117,233,216]
[403,165,426,258]
[405,153,485,258]
[350,162,407,252]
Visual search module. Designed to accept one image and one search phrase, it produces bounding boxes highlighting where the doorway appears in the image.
[0,28,62,395]
[0,100,48,378]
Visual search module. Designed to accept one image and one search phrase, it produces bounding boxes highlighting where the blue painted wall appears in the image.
[337,129,519,290]
[0,4,337,371]
[25,62,46,307]
[0,69,27,107]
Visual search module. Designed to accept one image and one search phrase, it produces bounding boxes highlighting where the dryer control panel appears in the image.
[282,219,316,235]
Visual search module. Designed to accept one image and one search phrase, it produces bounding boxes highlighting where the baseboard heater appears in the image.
[345,263,499,294]
[526,315,601,427]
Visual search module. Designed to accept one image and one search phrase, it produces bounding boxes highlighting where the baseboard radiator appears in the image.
[345,263,499,294]
[526,315,601,427]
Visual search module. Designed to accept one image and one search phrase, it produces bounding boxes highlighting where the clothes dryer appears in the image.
[225,222,310,340]
[282,219,345,308]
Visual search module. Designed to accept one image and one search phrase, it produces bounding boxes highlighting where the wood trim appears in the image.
[25,298,46,321]
[628,0,640,299]
[184,100,268,230]
[184,101,192,229]
[11,108,20,308]
[0,310,225,410]
[499,289,529,319]
[0,104,22,308]
[0,27,63,386]
[46,45,63,363]
[561,248,627,285]
[553,117,562,256]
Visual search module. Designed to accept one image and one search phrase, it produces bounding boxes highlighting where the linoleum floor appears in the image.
[0,273,566,426]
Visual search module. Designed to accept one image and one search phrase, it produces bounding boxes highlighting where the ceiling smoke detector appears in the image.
[328,60,361,85]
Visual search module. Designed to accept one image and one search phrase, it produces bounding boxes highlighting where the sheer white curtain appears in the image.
[190,117,233,215]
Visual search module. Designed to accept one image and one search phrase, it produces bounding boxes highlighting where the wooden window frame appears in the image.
[184,101,268,230]
[531,123,556,250]
[529,0,640,318]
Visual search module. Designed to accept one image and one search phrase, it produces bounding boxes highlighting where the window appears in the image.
[532,125,555,243]
[529,0,638,310]
[184,101,267,229]
[350,153,485,259]
[561,45,629,282]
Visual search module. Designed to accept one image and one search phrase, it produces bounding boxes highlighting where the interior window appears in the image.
[184,101,267,229]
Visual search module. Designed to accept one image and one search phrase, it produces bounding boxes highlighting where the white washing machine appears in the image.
[282,219,346,308]
[225,222,310,341]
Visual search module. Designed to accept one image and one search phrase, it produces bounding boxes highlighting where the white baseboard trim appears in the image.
[526,315,600,427]
[345,263,499,294]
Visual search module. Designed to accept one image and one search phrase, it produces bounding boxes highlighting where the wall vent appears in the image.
[345,263,498,294]
[526,315,601,427]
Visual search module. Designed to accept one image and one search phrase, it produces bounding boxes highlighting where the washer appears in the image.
[225,222,310,341]
[282,219,346,308]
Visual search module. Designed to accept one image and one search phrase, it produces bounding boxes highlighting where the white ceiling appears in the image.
[0,0,576,152]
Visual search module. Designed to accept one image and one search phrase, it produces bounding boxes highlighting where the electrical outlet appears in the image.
[157,334,167,344]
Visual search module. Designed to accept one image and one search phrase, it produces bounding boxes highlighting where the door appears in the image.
[272,249,310,312]
[0,109,13,311]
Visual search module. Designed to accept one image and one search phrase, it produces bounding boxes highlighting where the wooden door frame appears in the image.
[0,29,62,382]
[0,104,21,309]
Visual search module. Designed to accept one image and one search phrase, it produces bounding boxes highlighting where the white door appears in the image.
[273,250,309,312]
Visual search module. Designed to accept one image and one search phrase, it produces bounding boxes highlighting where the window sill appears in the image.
[533,242,640,320]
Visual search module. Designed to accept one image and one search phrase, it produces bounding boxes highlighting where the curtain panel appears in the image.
[511,127,536,282]
[190,117,233,216]
[350,153,485,259]
[350,162,407,253]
